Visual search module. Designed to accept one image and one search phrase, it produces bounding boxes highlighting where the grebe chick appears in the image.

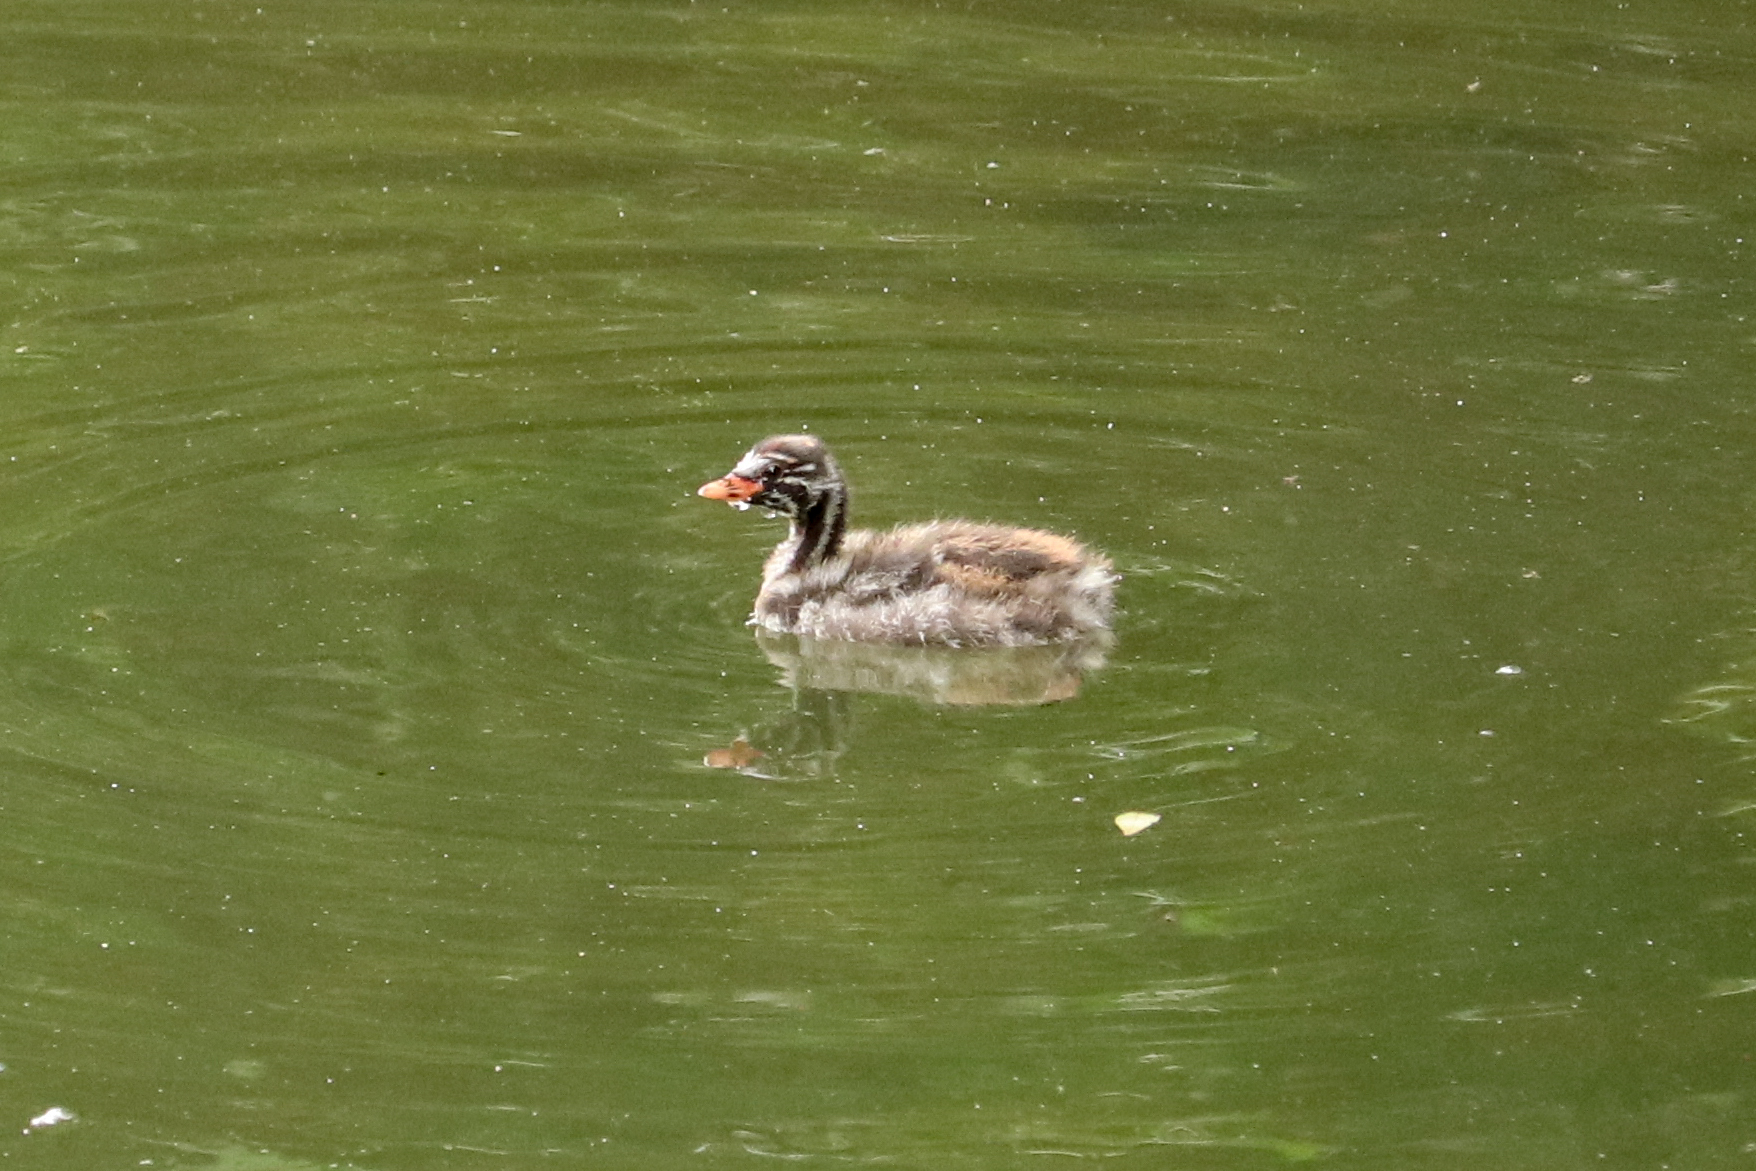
[698,434,1116,647]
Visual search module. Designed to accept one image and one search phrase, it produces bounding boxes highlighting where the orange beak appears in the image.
[698,474,761,503]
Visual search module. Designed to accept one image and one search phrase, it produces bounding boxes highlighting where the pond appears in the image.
[1,1,1752,1167]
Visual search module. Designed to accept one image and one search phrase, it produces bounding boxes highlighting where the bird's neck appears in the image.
[785,482,847,573]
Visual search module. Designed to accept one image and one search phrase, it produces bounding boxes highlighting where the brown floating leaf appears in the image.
[1114,811,1161,837]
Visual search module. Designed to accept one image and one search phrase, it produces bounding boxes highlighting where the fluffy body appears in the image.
[700,436,1116,647]
[756,520,1112,646]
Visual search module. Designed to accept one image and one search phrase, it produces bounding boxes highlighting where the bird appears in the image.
[698,434,1116,647]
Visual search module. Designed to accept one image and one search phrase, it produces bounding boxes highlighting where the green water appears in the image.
[1,2,1752,1167]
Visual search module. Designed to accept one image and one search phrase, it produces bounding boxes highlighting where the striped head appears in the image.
[698,434,844,520]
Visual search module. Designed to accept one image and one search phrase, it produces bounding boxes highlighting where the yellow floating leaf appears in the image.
[1114,811,1161,836]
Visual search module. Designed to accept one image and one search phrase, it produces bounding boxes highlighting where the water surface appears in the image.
[1,2,1752,1168]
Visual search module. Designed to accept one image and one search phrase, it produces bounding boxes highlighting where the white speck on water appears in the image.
[26,1106,73,1131]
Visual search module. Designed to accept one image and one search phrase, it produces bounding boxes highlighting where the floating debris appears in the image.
[26,1106,73,1131]
[1115,811,1162,837]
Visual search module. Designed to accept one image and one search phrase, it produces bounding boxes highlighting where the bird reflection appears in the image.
[756,629,1108,706]
[704,684,853,781]
[703,630,1109,779]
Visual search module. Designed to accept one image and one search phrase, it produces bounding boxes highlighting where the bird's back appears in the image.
[755,520,1115,646]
